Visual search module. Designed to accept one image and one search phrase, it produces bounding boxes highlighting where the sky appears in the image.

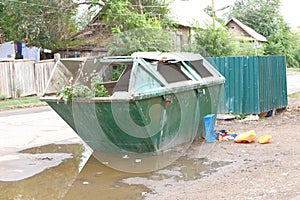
[210,0,300,29]
[280,0,300,29]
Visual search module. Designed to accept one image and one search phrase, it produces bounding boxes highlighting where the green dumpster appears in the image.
[41,52,224,172]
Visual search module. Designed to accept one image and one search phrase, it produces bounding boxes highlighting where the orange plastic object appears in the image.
[234,130,256,143]
[258,135,272,144]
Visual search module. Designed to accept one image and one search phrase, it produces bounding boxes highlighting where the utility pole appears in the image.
[212,0,215,17]
[212,0,215,28]
[136,0,144,15]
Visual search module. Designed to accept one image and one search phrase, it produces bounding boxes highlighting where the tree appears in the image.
[192,23,236,57]
[97,0,174,55]
[0,0,78,49]
[228,0,300,67]
[264,28,300,67]
[98,0,172,33]
[107,27,175,56]
[228,0,283,38]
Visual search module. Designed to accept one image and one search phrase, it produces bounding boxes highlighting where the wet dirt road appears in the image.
[0,72,299,199]
[286,71,300,94]
[0,106,229,200]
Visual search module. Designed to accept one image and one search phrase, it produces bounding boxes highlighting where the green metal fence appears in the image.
[207,56,287,114]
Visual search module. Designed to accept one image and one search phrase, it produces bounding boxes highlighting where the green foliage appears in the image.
[233,40,265,56]
[90,73,109,97]
[288,92,300,99]
[110,65,125,81]
[233,114,248,120]
[204,5,213,17]
[0,96,46,110]
[98,0,174,56]
[0,95,6,101]
[56,73,109,103]
[0,0,78,49]
[228,0,282,38]
[191,23,236,57]
[264,30,300,68]
[228,0,300,67]
[100,0,172,33]
[56,85,74,103]
[107,27,175,56]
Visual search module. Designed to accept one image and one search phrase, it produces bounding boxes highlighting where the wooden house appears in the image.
[59,0,219,57]
[226,18,267,43]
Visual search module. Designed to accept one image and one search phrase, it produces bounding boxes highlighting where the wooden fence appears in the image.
[0,59,55,98]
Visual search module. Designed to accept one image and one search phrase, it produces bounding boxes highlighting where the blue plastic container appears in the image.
[204,114,216,143]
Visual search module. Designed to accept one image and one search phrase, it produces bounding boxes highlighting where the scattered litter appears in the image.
[142,192,148,196]
[82,181,89,185]
[135,159,142,163]
[243,115,259,121]
[217,130,238,141]
[258,110,274,118]
[258,135,272,144]
[234,130,256,143]
[216,114,236,120]
[122,155,129,159]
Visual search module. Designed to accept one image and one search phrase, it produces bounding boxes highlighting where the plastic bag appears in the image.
[258,135,272,144]
[234,130,256,143]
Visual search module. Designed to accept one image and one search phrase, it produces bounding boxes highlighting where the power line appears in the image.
[0,0,170,23]
[3,0,169,9]
[4,0,75,10]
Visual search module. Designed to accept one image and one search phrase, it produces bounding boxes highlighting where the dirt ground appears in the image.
[144,97,300,200]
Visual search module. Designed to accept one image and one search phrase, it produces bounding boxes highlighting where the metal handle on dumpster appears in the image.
[163,96,173,109]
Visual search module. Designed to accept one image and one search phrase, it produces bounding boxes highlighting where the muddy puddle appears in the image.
[0,142,231,200]
[0,143,87,200]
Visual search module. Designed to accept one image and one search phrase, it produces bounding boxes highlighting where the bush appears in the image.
[56,73,109,103]
[107,27,176,56]
[0,95,6,101]
[192,23,236,57]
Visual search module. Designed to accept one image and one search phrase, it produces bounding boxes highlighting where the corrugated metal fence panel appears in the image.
[14,60,36,97]
[0,61,13,98]
[208,56,287,114]
[242,56,259,114]
[35,60,55,96]
[258,56,287,112]
[208,57,246,114]
[208,57,227,113]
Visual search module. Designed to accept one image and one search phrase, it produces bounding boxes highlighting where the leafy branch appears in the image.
[56,73,109,103]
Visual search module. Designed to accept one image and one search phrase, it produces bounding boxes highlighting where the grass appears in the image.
[287,68,300,73]
[0,96,47,111]
[289,92,300,99]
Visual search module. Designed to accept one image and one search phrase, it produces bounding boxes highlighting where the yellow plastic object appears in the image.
[258,135,272,144]
[234,130,256,143]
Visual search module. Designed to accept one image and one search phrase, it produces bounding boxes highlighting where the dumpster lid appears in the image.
[131,52,204,61]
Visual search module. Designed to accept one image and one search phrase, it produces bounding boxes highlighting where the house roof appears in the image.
[169,0,222,28]
[226,18,267,42]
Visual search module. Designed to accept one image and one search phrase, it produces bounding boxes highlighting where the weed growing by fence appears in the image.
[56,73,109,103]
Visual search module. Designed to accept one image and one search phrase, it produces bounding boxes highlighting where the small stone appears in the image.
[83,181,89,185]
